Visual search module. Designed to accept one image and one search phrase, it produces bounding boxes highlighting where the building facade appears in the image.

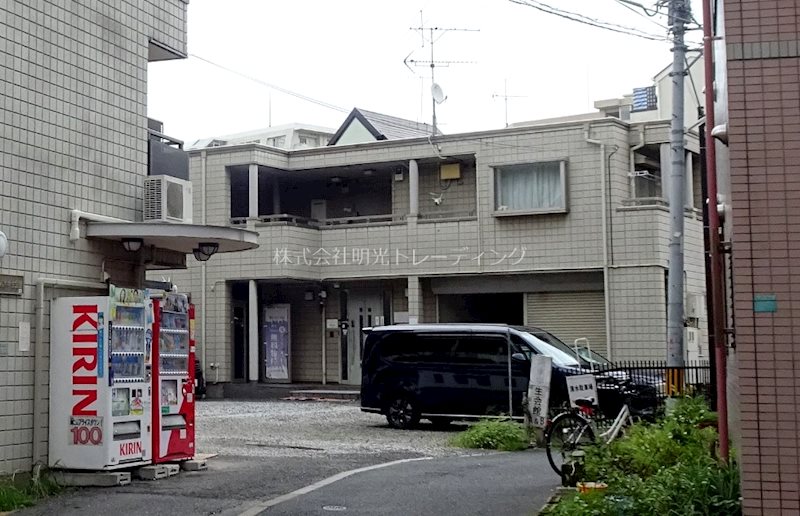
[718,0,800,513]
[0,1,255,475]
[168,112,709,387]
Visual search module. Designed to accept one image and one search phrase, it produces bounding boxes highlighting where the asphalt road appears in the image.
[243,450,557,516]
[17,401,558,515]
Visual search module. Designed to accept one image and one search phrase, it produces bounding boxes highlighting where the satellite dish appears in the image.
[431,83,447,104]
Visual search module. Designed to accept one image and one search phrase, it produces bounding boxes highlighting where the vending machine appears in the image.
[49,286,152,470]
[151,293,196,463]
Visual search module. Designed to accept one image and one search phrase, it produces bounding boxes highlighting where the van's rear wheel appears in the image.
[386,395,420,429]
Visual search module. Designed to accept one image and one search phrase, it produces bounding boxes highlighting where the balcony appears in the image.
[148,119,189,180]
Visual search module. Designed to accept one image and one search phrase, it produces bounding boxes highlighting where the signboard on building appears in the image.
[0,274,23,295]
[263,304,290,381]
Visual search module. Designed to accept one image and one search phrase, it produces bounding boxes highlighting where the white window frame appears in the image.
[493,160,568,216]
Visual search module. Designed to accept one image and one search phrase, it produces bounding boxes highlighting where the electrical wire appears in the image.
[508,0,669,41]
[188,53,349,114]
[613,0,669,30]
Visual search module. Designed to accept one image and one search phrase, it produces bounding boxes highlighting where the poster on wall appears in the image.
[263,304,291,381]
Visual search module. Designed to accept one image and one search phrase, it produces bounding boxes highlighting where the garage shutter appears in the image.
[525,291,607,356]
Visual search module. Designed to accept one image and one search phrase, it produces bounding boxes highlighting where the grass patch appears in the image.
[0,472,62,512]
[449,419,529,451]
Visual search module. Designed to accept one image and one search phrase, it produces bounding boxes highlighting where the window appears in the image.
[452,336,508,365]
[380,334,456,363]
[494,161,567,215]
[266,136,286,148]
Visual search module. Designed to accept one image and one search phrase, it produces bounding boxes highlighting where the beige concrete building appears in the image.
[168,103,709,388]
[0,1,255,474]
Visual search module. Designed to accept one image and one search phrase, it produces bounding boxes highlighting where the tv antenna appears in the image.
[492,79,528,128]
[406,12,479,135]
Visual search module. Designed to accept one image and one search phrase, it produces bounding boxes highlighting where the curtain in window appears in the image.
[496,162,563,211]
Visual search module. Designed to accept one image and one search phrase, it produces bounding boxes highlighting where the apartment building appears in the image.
[0,1,256,474]
[167,93,708,387]
[190,123,335,151]
[714,0,800,513]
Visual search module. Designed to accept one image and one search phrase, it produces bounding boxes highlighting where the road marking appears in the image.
[236,457,433,516]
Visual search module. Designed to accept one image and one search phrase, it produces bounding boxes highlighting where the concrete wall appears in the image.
[0,0,188,473]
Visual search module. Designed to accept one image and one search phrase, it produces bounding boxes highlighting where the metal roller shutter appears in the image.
[525,291,607,356]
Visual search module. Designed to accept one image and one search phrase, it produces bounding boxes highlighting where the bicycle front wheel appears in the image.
[545,413,595,477]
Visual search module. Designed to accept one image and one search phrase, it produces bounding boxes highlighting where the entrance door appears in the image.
[232,303,247,381]
[343,290,384,385]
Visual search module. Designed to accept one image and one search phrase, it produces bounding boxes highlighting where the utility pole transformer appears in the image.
[666,0,690,391]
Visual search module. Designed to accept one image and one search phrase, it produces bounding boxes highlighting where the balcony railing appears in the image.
[229,213,406,228]
[418,210,477,223]
[148,129,189,180]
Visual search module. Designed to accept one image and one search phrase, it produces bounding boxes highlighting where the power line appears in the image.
[508,0,669,41]
[613,0,669,30]
[188,53,349,114]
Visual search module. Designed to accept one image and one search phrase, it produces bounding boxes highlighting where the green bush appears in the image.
[449,419,528,451]
[550,396,741,516]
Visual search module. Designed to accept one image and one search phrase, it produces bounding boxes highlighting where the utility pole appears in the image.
[666,0,690,394]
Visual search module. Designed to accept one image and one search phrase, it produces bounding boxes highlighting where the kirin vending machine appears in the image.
[151,293,196,463]
[49,286,152,470]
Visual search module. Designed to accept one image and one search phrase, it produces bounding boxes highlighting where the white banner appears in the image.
[527,355,552,428]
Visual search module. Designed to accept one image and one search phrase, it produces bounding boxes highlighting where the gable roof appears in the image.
[327,107,441,145]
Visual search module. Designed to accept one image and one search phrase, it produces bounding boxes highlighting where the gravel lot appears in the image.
[20,399,487,516]
[198,399,477,459]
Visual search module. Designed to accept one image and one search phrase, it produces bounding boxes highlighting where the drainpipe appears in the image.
[585,126,613,359]
[201,150,208,384]
[702,0,729,463]
[321,294,327,385]
[69,210,129,242]
[33,277,107,470]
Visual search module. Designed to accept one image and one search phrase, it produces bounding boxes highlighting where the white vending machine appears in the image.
[49,286,152,470]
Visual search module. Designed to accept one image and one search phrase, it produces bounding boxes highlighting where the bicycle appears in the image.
[545,396,634,477]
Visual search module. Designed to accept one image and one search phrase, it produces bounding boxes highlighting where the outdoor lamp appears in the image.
[198,242,219,256]
[121,238,143,253]
[193,248,211,262]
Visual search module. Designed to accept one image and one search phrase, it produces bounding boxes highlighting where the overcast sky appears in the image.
[147,0,703,145]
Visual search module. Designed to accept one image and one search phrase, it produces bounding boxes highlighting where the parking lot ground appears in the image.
[17,400,557,516]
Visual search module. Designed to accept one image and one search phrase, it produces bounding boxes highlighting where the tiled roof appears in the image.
[357,108,440,139]
[327,107,442,145]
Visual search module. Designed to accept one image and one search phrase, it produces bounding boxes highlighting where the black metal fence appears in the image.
[592,360,712,401]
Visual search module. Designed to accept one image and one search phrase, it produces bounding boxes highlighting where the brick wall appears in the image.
[725,0,800,513]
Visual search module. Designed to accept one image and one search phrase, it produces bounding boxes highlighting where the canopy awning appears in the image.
[85,222,258,255]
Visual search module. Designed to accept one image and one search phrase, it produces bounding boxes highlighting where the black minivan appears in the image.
[360,324,619,429]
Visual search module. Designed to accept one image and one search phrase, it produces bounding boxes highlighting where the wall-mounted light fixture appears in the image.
[193,242,219,262]
[121,237,143,253]
[0,231,8,258]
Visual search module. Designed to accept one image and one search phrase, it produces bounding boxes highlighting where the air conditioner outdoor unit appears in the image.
[144,175,193,224]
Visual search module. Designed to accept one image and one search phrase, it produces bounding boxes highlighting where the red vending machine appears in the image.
[151,293,196,463]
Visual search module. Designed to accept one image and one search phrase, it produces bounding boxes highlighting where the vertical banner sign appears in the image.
[263,305,290,381]
[527,355,552,428]
[566,374,599,408]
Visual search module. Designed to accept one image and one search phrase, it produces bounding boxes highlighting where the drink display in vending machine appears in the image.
[48,285,152,470]
[151,293,195,463]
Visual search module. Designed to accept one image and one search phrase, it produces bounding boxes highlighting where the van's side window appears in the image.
[452,336,508,365]
[380,333,455,363]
